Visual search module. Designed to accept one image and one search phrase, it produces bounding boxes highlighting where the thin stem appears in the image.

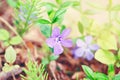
[23,0,36,34]
[12,73,16,80]
[25,0,35,27]
[50,23,53,36]
[0,17,32,64]
[0,17,27,49]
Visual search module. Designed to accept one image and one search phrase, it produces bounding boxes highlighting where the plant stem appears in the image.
[23,0,36,35]
[0,17,32,64]
[108,64,115,80]
[50,23,53,36]
[0,17,27,49]
[12,73,16,80]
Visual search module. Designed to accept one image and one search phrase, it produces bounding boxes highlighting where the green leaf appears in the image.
[95,49,116,65]
[49,54,59,61]
[42,2,57,8]
[2,63,19,72]
[82,65,94,79]
[56,0,62,4]
[111,5,120,11]
[52,9,66,23]
[5,46,16,64]
[10,36,22,45]
[87,1,105,10]
[60,25,66,32]
[38,24,51,38]
[94,72,109,80]
[71,1,80,7]
[46,5,54,16]
[0,29,9,41]
[3,41,10,46]
[41,58,49,65]
[49,11,56,20]
[112,74,120,80]
[97,32,117,50]
[7,0,17,8]
[38,19,51,24]
[78,22,84,34]
[83,9,97,15]
[60,1,72,8]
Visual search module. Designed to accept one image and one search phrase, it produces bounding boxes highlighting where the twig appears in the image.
[0,67,22,80]
[0,17,27,48]
[12,73,16,80]
[49,61,57,80]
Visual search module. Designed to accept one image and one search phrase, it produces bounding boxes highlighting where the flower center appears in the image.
[83,44,88,49]
[55,36,62,43]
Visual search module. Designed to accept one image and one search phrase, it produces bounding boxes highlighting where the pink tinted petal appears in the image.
[61,39,72,47]
[61,28,70,38]
[89,44,99,51]
[46,38,55,48]
[74,48,85,58]
[54,43,63,55]
[52,27,60,37]
[85,49,94,61]
[85,36,93,44]
[76,39,86,47]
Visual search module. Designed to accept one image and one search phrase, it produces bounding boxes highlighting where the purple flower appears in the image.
[73,36,99,61]
[46,27,72,55]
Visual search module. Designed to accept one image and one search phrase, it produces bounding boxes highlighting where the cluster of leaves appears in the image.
[38,0,79,37]
[74,0,120,69]
[13,0,42,36]
[0,29,22,46]
[2,46,19,72]
[76,0,120,35]
[21,61,48,80]
[82,65,120,80]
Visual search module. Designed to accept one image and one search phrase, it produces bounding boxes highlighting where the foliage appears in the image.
[14,0,43,36]
[3,0,120,79]
[95,49,116,65]
[5,46,16,64]
[0,29,22,46]
[21,61,48,80]
[82,65,109,80]
[42,54,59,65]
[2,46,20,72]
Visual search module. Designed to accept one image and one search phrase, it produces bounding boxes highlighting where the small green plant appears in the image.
[2,46,19,72]
[82,65,108,80]
[82,65,120,80]
[21,61,48,80]
[14,0,42,36]
[0,29,22,46]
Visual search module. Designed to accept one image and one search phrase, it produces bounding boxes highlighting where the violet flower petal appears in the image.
[46,38,55,48]
[52,27,60,37]
[61,39,72,47]
[85,36,93,44]
[89,44,99,51]
[54,43,63,55]
[74,48,85,58]
[61,28,70,38]
[85,49,94,61]
[76,39,86,47]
